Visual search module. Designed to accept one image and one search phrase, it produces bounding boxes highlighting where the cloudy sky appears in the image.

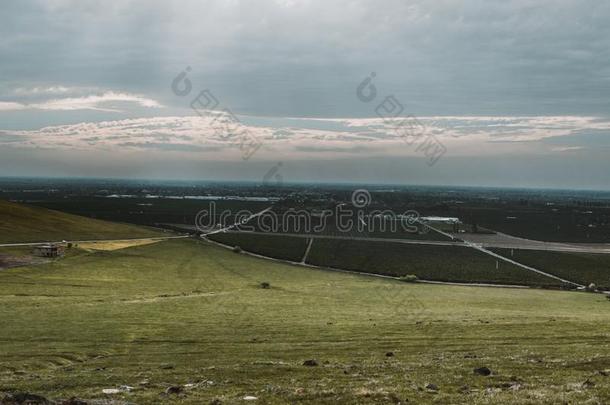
[1,0,610,189]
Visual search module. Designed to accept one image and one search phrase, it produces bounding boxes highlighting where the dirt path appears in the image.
[201,207,274,236]
[300,238,314,263]
[419,222,585,288]
[0,235,189,248]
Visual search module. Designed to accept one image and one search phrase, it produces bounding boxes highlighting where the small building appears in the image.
[419,216,462,233]
[33,244,65,258]
[419,216,461,224]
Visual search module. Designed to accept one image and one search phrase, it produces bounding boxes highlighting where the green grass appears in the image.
[0,199,165,243]
[492,248,610,289]
[0,246,34,256]
[1,239,610,404]
[208,232,308,262]
[306,239,562,287]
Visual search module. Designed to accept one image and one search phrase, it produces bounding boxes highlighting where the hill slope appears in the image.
[0,199,165,243]
[0,238,609,404]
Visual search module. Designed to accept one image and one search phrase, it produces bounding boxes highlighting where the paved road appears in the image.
[454,231,610,254]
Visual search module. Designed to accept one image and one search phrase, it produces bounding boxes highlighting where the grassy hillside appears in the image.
[0,199,165,243]
[492,248,610,289]
[1,239,609,404]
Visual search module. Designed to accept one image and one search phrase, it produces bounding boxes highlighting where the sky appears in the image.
[1,0,610,189]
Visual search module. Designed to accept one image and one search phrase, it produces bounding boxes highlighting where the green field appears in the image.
[1,238,610,404]
[203,232,563,287]
[0,199,165,243]
[208,232,308,262]
[492,248,610,290]
[305,239,563,287]
[458,206,610,243]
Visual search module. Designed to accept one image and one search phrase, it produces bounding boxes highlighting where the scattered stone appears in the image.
[160,364,175,370]
[243,396,258,401]
[302,359,318,367]
[599,369,610,376]
[165,386,184,395]
[385,352,395,357]
[458,385,470,394]
[567,382,583,391]
[259,282,271,289]
[139,379,150,386]
[582,379,596,389]
[2,392,52,404]
[474,366,492,376]
[384,393,402,403]
[508,383,522,391]
[425,383,439,392]
[463,353,477,359]
[102,385,133,395]
[210,399,222,405]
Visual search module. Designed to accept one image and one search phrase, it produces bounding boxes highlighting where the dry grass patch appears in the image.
[77,239,161,251]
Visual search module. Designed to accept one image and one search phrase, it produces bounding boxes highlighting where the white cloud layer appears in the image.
[1,114,607,160]
[0,92,162,112]
[0,102,26,111]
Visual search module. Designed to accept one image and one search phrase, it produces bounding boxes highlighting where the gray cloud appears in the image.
[2,0,610,117]
[2,1,610,188]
